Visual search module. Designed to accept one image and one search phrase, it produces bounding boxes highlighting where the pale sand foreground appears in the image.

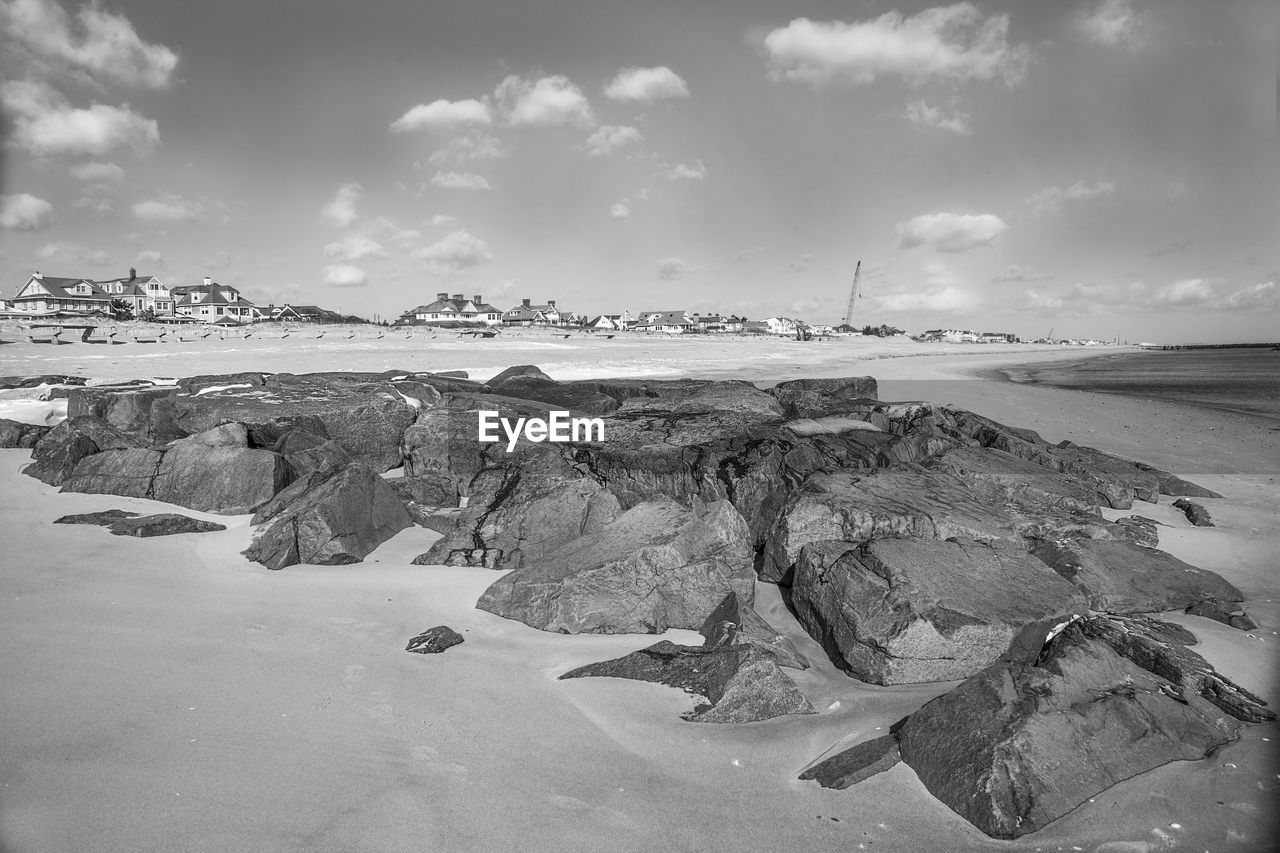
[1,339,1277,852]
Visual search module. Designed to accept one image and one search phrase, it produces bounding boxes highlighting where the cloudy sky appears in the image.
[0,0,1275,341]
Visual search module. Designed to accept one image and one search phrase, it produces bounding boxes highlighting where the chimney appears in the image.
[33,270,42,280]
[473,294,482,303]
[451,293,463,301]
[203,276,212,286]
[129,267,136,281]
[521,298,531,307]
[547,299,556,308]
[436,292,448,300]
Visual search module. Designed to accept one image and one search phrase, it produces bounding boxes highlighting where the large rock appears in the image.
[768,376,878,418]
[242,464,414,570]
[476,498,754,634]
[762,466,1019,583]
[25,416,141,486]
[792,538,1085,684]
[799,735,901,789]
[108,513,227,537]
[405,626,464,654]
[0,418,51,448]
[699,591,809,670]
[931,446,1101,516]
[67,384,183,444]
[0,374,87,390]
[486,376,620,416]
[58,447,166,499]
[559,640,815,723]
[1031,538,1242,614]
[1173,497,1214,527]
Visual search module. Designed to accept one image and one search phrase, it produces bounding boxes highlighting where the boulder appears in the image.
[931,446,1101,516]
[59,447,166,500]
[25,416,141,486]
[791,538,1085,684]
[0,374,87,390]
[108,514,227,537]
[67,384,182,444]
[486,364,552,386]
[242,464,414,570]
[388,474,461,510]
[699,591,809,670]
[53,509,140,526]
[484,376,620,416]
[272,429,354,479]
[1049,441,1162,509]
[1113,515,1160,548]
[763,466,1019,583]
[175,372,268,394]
[1142,466,1223,499]
[0,418,51,448]
[405,626,464,654]
[1031,538,1242,614]
[768,376,879,418]
[147,429,291,514]
[559,640,815,723]
[1185,598,1258,631]
[892,614,1255,839]
[1173,497,1214,527]
[476,498,754,634]
[799,735,901,789]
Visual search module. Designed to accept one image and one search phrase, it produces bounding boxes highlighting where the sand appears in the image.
[1,332,1276,852]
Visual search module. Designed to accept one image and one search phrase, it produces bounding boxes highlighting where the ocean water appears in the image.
[1006,347,1280,421]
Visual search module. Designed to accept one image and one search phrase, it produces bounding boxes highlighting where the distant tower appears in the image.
[843,261,862,327]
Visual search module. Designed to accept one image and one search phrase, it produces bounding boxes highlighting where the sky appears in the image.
[0,0,1276,342]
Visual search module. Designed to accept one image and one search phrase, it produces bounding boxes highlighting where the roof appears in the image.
[637,310,692,325]
[503,302,560,315]
[16,275,106,300]
[417,296,503,315]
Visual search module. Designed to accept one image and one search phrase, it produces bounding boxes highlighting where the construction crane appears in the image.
[842,261,862,328]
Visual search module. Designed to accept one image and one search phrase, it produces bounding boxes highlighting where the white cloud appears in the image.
[324,235,386,262]
[429,214,457,226]
[390,98,492,133]
[903,100,972,135]
[134,249,164,266]
[37,241,110,265]
[0,0,178,89]
[603,66,690,102]
[412,230,493,277]
[586,125,643,156]
[876,286,976,314]
[0,79,159,157]
[0,192,55,230]
[1026,180,1116,214]
[70,161,124,182]
[321,264,368,288]
[1076,0,1148,49]
[896,212,1007,252]
[1223,277,1280,311]
[654,257,688,280]
[610,200,631,218]
[320,182,361,227]
[763,5,1030,87]
[1152,278,1217,308]
[992,265,1053,283]
[495,73,593,127]
[429,171,491,191]
[427,132,506,165]
[72,195,115,216]
[658,160,706,181]
[132,193,203,223]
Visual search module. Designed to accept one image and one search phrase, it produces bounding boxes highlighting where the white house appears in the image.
[403,292,504,325]
[635,310,695,333]
[171,277,257,323]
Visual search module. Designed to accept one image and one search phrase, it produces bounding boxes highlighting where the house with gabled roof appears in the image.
[501,298,579,326]
[401,292,504,325]
[635,310,695,332]
[95,269,174,316]
[11,271,111,315]
[171,277,256,323]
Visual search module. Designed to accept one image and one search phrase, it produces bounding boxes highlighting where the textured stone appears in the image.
[699,591,809,670]
[53,509,140,526]
[0,418,51,449]
[1173,498,1214,527]
[405,626,464,654]
[108,513,227,537]
[798,735,901,789]
[1185,598,1258,631]
[768,376,879,418]
[25,416,141,486]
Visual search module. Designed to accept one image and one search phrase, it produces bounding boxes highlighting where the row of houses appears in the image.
[914,329,1021,344]
[5,270,344,324]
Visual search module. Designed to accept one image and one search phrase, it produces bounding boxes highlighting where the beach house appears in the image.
[171,277,257,324]
[9,269,175,318]
[635,310,695,333]
[402,293,504,325]
[95,269,174,317]
[501,298,574,327]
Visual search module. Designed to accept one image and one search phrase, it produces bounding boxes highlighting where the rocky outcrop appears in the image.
[1113,515,1160,547]
[1173,497,1214,527]
[58,447,166,500]
[1031,538,1242,614]
[767,376,878,418]
[559,640,815,723]
[0,418,52,448]
[53,509,140,525]
[931,446,1100,517]
[67,384,183,444]
[698,591,809,670]
[405,626,464,654]
[25,416,141,486]
[108,513,227,537]
[808,613,1269,839]
[791,538,1085,684]
[476,498,754,634]
[242,464,414,570]
[1185,598,1258,631]
[0,374,87,390]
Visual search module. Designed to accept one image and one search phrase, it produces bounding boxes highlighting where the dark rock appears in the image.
[431,370,469,380]
[1173,497,1214,527]
[0,374,87,390]
[388,474,461,510]
[242,464,414,570]
[148,429,291,514]
[1050,441,1162,508]
[798,735,901,788]
[175,372,268,394]
[1113,515,1160,548]
[1031,538,1242,614]
[768,376,879,418]
[763,466,1019,583]
[0,418,51,448]
[559,640,815,723]
[699,591,809,669]
[427,547,502,568]
[486,364,553,386]
[476,498,754,634]
[485,376,620,416]
[273,430,354,480]
[25,416,141,486]
[893,615,1250,839]
[67,384,182,444]
[108,513,227,537]
[53,509,140,525]
[1186,598,1258,631]
[792,538,1085,684]
[59,447,166,499]
[405,625,464,654]
[931,446,1101,516]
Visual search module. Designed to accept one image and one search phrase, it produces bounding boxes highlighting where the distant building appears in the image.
[94,269,174,316]
[762,316,800,336]
[267,304,345,323]
[171,277,256,324]
[635,310,694,332]
[502,298,574,326]
[10,269,173,316]
[402,292,504,325]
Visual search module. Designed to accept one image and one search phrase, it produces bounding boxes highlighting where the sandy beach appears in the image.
[1,333,1276,853]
